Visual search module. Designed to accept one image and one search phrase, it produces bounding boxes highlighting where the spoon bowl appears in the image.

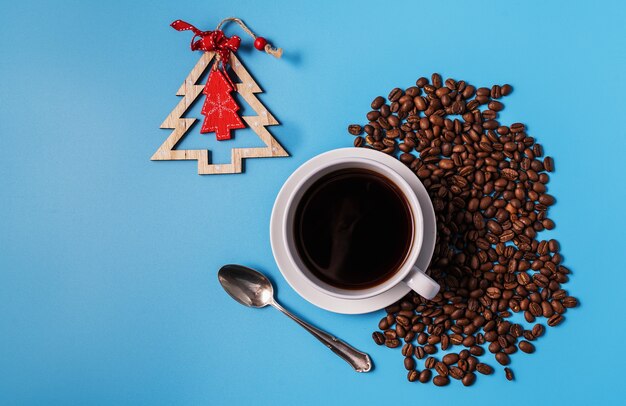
[218,264,274,308]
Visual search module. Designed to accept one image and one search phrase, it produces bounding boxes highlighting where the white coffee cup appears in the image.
[275,156,440,300]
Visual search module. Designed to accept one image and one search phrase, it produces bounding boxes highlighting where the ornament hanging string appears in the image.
[215,17,283,58]
[171,17,282,68]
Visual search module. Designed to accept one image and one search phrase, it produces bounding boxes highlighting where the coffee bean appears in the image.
[500,230,515,242]
[504,367,514,381]
[485,331,498,343]
[519,341,535,354]
[449,366,464,380]
[467,356,478,372]
[491,85,502,99]
[562,297,578,308]
[385,338,400,348]
[551,300,565,314]
[462,336,476,347]
[383,330,396,340]
[405,357,416,370]
[425,356,437,369]
[348,124,363,135]
[372,331,385,345]
[495,352,510,366]
[462,372,476,386]
[495,319,511,336]
[487,287,502,299]
[415,346,426,359]
[510,324,523,338]
[433,375,450,386]
[396,315,410,327]
[443,353,460,365]
[388,88,403,102]
[476,363,494,375]
[419,369,432,383]
[548,314,564,327]
[488,101,504,111]
[435,362,449,376]
[424,345,437,354]
[510,123,525,133]
[388,115,400,128]
[371,96,385,110]
[407,369,419,382]
[470,346,484,356]
[544,156,554,172]
[353,137,364,147]
[539,194,555,206]
[529,302,542,317]
[366,110,380,121]
[400,153,415,164]
[541,301,554,317]
[440,335,450,351]
[432,73,443,88]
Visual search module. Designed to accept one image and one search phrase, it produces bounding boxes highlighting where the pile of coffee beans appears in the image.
[348,74,578,386]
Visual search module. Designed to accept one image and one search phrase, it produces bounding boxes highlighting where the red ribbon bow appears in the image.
[171,20,241,65]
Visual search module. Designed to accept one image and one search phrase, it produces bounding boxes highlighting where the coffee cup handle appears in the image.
[403,266,440,300]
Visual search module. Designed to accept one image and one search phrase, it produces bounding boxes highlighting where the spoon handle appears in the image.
[271,301,372,372]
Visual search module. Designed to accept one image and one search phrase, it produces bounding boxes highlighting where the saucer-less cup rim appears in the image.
[281,157,437,300]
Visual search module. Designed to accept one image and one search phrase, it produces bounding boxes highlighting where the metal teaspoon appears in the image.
[217,264,372,373]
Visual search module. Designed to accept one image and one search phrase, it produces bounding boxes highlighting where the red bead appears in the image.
[254,37,267,51]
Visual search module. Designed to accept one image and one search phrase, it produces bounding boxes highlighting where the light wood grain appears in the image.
[151,52,288,174]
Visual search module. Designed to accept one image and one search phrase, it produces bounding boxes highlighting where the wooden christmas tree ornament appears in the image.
[152,18,288,175]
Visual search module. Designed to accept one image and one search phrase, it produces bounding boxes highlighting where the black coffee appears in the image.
[294,168,413,289]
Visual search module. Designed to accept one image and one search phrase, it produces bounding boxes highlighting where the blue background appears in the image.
[1,0,625,404]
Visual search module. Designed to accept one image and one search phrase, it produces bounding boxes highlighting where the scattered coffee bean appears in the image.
[562,297,578,308]
[505,367,515,381]
[449,366,464,380]
[371,96,385,110]
[548,314,564,327]
[495,352,510,366]
[435,362,449,377]
[419,369,432,383]
[388,88,403,102]
[356,75,574,386]
[405,357,416,370]
[462,372,476,386]
[476,363,494,375]
[407,369,419,382]
[433,375,450,387]
[519,341,535,354]
[544,156,554,172]
[470,346,484,356]
[385,338,400,348]
[424,344,437,354]
[443,353,460,365]
[425,356,437,369]
[348,125,362,137]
